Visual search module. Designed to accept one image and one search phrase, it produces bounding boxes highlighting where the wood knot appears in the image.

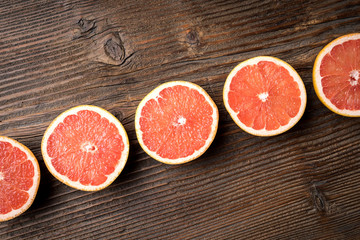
[186,30,200,46]
[72,18,96,39]
[90,32,126,66]
[310,183,337,215]
[313,191,326,212]
[104,38,125,62]
[78,18,96,33]
[73,17,130,66]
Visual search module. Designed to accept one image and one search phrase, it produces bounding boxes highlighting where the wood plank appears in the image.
[1,0,360,239]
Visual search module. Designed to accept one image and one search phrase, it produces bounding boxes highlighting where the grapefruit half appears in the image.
[313,33,360,117]
[0,136,40,222]
[223,56,307,136]
[135,81,219,164]
[41,105,129,191]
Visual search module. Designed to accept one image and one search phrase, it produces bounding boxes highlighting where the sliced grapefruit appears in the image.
[0,136,40,222]
[313,33,360,117]
[223,56,307,136]
[41,105,129,191]
[135,81,219,164]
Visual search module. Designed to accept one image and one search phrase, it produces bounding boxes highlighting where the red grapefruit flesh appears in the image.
[41,105,129,191]
[0,136,40,222]
[313,33,360,116]
[223,56,307,136]
[135,81,219,164]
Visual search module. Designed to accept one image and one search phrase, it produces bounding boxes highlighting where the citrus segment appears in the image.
[135,81,219,164]
[41,105,129,191]
[0,136,40,222]
[224,56,307,136]
[313,33,360,116]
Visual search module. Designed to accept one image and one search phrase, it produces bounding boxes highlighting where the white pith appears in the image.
[349,70,359,86]
[174,116,186,126]
[41,105,129,191]
[81,142,97,153]
[223,56,307,136]
[0,136,40,222]
[314,33,360,117]
[135,81,219,165]
[258,92,269,102]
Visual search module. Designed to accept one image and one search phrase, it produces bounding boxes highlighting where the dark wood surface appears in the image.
[1,0,360,239]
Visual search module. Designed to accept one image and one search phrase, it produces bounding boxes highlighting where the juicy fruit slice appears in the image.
[135,81,219,164]
[0,136,40,222]
[313,33,360,116]
[41,105,129,191]
[223,56,307,136]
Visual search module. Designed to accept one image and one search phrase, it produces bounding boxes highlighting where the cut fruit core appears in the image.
[257,92,269,102]
[81,142,97,152]
[174,116,186,126]
[349,70,359,86]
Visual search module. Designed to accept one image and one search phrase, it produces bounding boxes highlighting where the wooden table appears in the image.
[1,0,360,239]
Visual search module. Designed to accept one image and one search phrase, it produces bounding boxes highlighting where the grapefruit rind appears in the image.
[135,81,219,165]
[223,56,307,136]
[313,33,360,117]
[41,105,129,191]
[0,136,40,222]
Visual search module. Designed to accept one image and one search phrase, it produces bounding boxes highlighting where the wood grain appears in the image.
[1,0,360,239]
